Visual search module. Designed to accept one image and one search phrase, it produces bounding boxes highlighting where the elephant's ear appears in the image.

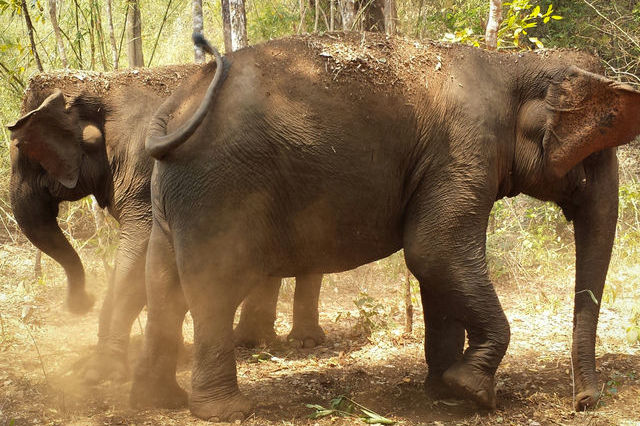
[543,66,640,178]
[8,90,83,189]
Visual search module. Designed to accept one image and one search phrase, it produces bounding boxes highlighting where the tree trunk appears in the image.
[359,0,384,32]
[230,0,248,51]
[314,0,319,32]
[330,0,335,31]
[222,0,247,52]
[92,0,110,71]
[88,6,96,70]
[221,0,232,53]
[192,0,205,63]
[48,0,68,68]
[126,0,144,67]
[340,0,355,30]
[404,268,413,334]
[21,0,43,72]
[383,0,396,35]
[485,0,502,50]
[106,0,119,69]
[34,249,42,279]
[297,0,307,33]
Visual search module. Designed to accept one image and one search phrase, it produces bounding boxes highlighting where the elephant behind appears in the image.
[7,66,325,383]
[133,33,640,421]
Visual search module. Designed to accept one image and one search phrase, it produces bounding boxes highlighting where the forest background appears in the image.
[2,0,639,339]
[0,0,639,424]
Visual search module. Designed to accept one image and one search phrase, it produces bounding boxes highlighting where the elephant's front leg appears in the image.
[404,176,508,409]
[83,222,149,383]
[234,277,281,347]
[563,151,619,410]
[130,222,188,409]
[288,274,325,348]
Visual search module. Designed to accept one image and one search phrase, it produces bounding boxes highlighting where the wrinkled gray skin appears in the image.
[133,33,640,422]
[7,66,324,383]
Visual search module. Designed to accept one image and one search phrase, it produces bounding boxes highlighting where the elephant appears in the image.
[130,32,640,422]
[7,66,325,383]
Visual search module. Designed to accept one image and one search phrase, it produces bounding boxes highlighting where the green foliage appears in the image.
[353,291,386,336]
[627,304,640,345]
[307,395,394,424]
[334,291,387,337]
[442,0,562,49]
[486,196,574,283]
[498,1,561,48]
[247,0,300,41]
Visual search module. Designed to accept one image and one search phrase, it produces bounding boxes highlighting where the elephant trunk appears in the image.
[11,183,94,314]
[568,150,619,411]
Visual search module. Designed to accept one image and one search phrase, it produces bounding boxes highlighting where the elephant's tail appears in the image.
[145,33,225,160]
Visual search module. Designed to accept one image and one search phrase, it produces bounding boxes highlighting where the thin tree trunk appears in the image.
[314,0,319,32]
[404,268,413,334]
[221,0,232,53]
[297,0,307,33]
[414,0,424,38]
[341,0,355,30]
[126,0,144,67]
[74,0,83,67]
[485,0,502,50]
[106,0,119,69]
[223,0,247,52]
[89,6,96,70]
[193,0,205,63]
[48,0,68,68]
[34,249,42,280]
[147,0,172,66]
[21,0,43,71]
[92,0,109,70]
[383,0,396,35]
[330,0,335,31]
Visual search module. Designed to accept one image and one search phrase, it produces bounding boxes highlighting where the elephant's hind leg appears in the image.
[420,287,465,399]
[130,222,188,409]
[404,176,509,409]
[182,265,256,421]
[288,274,325,348]
[234,277,281,347]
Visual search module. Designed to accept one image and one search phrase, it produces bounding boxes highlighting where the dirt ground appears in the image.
[1,233,639,425]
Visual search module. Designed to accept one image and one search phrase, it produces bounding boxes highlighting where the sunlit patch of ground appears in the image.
[1,237,639,425]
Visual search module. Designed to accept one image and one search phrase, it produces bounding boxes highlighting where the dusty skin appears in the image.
[1,227,638,424]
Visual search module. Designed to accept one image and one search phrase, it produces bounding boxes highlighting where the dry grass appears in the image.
[0,214,639,424]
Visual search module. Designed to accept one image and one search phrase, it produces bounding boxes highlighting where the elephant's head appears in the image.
[8,89,112,314]
[541,66,640,178]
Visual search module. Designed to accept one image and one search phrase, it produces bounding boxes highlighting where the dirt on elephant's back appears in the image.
[22,64,203,109]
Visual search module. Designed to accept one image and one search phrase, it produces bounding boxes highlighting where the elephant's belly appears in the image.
[265,202,405,276]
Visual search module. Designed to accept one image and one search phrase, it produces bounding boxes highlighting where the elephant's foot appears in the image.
[67,290,95,314]
[80,349,128,384]
[424,373,458,400]
[575,386,601,411]
[233,322,278,348]
[190,391,255,422]
[287,323,326,348]
[442,361,496,409]
[130,375,188,409]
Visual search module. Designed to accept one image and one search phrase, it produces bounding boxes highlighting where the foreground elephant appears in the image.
[132,33,640,421]
[7,67,324,382]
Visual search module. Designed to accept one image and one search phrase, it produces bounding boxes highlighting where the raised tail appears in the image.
[145,33,225,160]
